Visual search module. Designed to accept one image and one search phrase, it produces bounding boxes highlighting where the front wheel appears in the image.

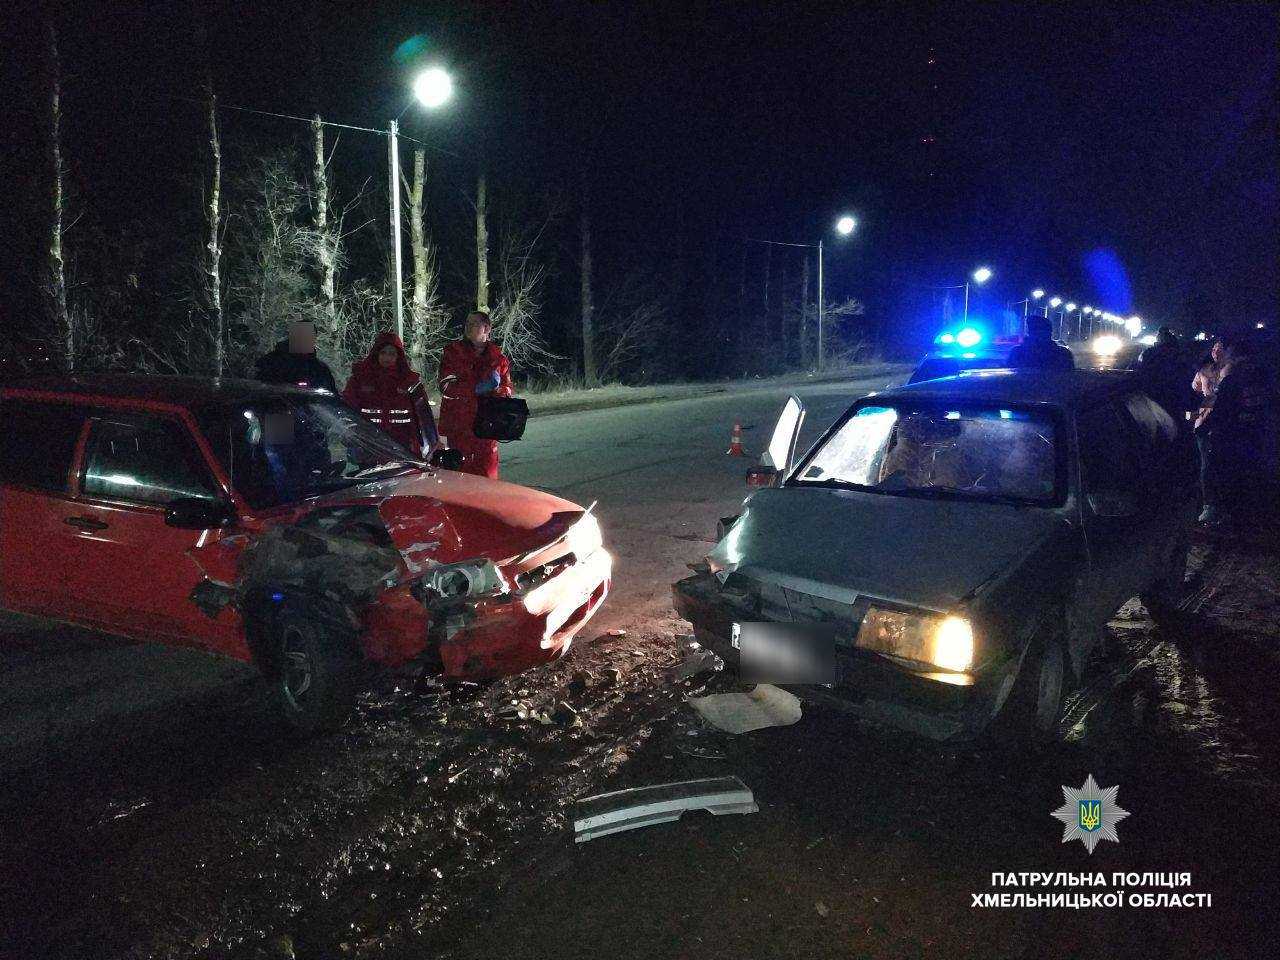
[990,627,1068,745]
[269,606,359,736]
[1141,532,1190,626]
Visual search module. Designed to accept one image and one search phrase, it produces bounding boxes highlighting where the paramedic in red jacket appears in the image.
[342,331,438,458]
[438,311,513,478]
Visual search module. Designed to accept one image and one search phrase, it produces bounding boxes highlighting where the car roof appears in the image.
[869,367,1135,409]
[0,374,327,407]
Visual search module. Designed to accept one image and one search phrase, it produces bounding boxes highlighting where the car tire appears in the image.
[1141,534,1190,626]
[269,604,360,736]
[992,626,1068,745]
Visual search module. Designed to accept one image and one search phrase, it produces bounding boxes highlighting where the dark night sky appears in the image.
[4,0,1277,346]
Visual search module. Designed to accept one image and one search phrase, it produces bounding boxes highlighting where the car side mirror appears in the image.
[1088,490,1138,519]
[746,465,778,488]
[165,497,236,530]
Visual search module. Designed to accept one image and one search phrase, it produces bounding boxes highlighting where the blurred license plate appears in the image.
[736,622,836,684]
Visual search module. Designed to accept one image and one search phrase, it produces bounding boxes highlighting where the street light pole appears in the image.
[388,119,405,340]
[817,239,825,372]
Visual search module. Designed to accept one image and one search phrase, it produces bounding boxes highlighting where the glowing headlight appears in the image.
[1092,334,1122,357]
[855,607,974,672]
[565,513,602,558]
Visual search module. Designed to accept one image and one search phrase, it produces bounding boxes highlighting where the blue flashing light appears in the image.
[271,591,285,602]
[937,332,956,344]
[962,352,977,359]
[955,327,983,348]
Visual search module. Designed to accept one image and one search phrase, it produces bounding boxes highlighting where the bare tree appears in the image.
[475,172,490,312]
[43,14,71,371]
[401,149,450,371]
[490,217,561,378]
[580,192,597,383]
[310,115,337,327]
[203,76,225,375]
[593,273,671,383]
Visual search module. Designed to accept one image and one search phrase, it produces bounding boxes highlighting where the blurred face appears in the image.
[378,345,398,368]
[289,321,316,355]
[263,412,295,446]
[1211,341,1225,363]
[465,315,491,346]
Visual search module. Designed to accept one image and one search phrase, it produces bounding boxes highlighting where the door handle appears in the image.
[64,516,109,532]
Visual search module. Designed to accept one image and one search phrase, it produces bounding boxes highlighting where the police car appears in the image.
[908,324,1022,384]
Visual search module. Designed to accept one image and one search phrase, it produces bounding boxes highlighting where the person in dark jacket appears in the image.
[255,320,338,393]
[1136,326,1195,423]
[342,331,437,458]
[437,311,513,479]
[1007,315,1074,372]
[1196,339,1274,525]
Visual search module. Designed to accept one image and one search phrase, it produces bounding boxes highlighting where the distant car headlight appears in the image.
[565,513,603,557]
[855,607,974,672]
[1092,334,1123,357]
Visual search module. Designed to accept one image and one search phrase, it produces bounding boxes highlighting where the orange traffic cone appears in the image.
[726,421,745,456]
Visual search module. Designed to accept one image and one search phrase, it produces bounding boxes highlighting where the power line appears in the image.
[169,95,469,160]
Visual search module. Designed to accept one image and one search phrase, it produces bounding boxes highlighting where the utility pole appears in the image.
[388,119,404,339]
[475,172,490,312]
[817,239,825,372]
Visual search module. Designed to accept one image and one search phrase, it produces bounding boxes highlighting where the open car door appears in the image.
[758,394,806,481]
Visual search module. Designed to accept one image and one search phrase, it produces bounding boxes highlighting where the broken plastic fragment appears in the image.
[573,776,758,843]
[687,684,802,734]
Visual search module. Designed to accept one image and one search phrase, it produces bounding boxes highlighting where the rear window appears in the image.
[0,400,86,493]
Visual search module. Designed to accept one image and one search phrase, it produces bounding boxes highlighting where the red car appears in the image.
[0,376,611,732]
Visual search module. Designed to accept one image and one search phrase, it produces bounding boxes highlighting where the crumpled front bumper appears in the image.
[437,547,613,679]
[672,571,1012,741]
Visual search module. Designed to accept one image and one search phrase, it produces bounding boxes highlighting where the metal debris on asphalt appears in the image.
[573,776,759,843]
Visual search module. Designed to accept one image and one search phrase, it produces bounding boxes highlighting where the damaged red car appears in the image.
[0,376,611,732]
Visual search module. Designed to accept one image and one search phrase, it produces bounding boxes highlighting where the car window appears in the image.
[796,402,1061,505]
[81,415,218,506]
[1076,402,1144,497]
[0,400,86,494]
[195,396,417,510]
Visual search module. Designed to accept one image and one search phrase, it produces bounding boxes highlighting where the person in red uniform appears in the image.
[437,311,513,479]
[342,331,438,458]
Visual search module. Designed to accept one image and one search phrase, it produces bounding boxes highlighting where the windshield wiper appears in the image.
[348,460,421,480]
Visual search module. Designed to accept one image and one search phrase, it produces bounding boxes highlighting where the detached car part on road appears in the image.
[675,369,1196,740]
[0,377,611,733]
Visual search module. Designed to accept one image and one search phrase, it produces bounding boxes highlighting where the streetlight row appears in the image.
[1027,289,1146,341]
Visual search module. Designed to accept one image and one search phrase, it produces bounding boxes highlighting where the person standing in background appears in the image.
[255,319,339,393]
[342,331,437,458]
[437,311,512,478]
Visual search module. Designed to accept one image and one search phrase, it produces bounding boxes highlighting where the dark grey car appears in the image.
[674,369,1197,740]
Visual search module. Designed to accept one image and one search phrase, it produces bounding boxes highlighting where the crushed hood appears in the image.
[708,486,1067,612]
[306,468,585,575]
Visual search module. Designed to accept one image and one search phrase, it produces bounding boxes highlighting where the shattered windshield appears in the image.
[795,403,1061,505]
[195,396,422,509]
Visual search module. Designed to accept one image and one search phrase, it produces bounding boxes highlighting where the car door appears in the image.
[64,409,235,645]
[0,398,90,618]
[1073,398,1162,630]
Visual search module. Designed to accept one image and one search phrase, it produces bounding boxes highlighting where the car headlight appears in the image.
[565,513,602,558]
[416,558,509,602]
[855,607,974,672]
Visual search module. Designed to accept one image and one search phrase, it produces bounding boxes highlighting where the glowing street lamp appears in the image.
[815,214,859,371]
[413,67,453,108]
[1032,289,1045,299]
[964,266,992,323]
[1049,297,1062,308]
[389,67,454,338]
